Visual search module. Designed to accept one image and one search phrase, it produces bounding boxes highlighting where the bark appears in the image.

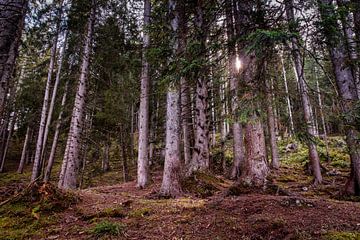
[0,0,27,116]
[189,1,210,174]
[240,113,269,186]
[58,1,96,189]
[121,130,129,182]
[102,137,110,172]
[41,31,68,163]
[226,0,245,179]
[159,0,183,197]
[44,80,69,182]
[280,54,295,136]
[31,16,61,181]
[285,0,322,184]
[337,0,360,98]
[181,77,192,166]
[316,79,330,160]
[220,81,227,174]
[318,0,360,195]
[137,0,151,188]
[0,111,16,172]
[352,0,360,44]
[266,78,280,169]
[17,125,31,173]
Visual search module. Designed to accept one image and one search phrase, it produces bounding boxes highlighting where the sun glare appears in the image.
[235,57,242,71]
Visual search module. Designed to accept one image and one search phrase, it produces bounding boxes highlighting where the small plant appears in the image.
[90,220,125,237]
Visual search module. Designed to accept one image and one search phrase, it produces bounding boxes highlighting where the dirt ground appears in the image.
[29,170,360,240]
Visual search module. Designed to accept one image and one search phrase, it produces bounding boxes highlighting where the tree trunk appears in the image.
[44,80,69,182]
[352,0,360,45]
[17,125,31,173]
[159,0,183,198]
[280,54,295,136]
[0,0,27,116]
[102,137,110,172]
[31,16,61,181]
[316,79,330,160]
[285,0,322,184]
[0,111,17,172]
[137,0,151,188]
[337,0,360,98]
[58,1,96,189]
[318,0,360,195]
[41,31,68,163]
[240,113,269,186]
[189,1,210,174]
[226,0,245,179]
[266,78,280,169]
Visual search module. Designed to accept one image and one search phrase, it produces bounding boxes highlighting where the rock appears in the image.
[302,187,308,192]
[285,143,298,153]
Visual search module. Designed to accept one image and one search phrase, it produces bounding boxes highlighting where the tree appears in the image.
[317,0,360,195]
[0,0,27,117]
[285,0,322,184]
[188,0,212,174]
[31,2,63,181]
[226,0,245,179]
[236,0,269,187]
[159,0,183,197]
[58,0,96,189]
[137,0,151,188]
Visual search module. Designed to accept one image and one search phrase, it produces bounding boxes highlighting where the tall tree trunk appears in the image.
[31,13,61,181]
[44,80,69,182]
[102,135,110,172]
[240,113,269,186]
[352,0,360,45]
[58,1,96,189]
[137,0,151,188]
[159,0,183,197]
[316,79,330,160]
[41,31,68,164]
[17,125,31,173]
[337,0,360,98]
[226,0,245,179]
[266,77,280,169]
[0,111,16,172]
[318,0,360,195]
[280,54,295,136]
[0,0,27,117]
[285,0,322,184]
[189,1,210,174]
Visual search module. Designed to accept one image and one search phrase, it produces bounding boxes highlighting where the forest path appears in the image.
[49,172,360,240]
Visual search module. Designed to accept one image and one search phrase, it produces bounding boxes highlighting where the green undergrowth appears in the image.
[323,231,360,240]
[0,183,78,240]
[279,136,350,169]
[90,220,126,238]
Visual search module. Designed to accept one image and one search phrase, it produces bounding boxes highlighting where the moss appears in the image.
[80,206,126,221]
[182,172,229,198]
[128,207,152,218]
[90,220,125,237]
[323,231,360,240]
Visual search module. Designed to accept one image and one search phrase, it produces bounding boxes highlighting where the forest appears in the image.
[0,0,360,239]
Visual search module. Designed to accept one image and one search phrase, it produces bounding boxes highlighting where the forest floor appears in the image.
[1,137,360,240]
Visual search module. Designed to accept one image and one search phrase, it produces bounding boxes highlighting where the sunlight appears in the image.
[235,57,242,71]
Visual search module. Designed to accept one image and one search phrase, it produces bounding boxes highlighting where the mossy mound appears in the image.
[182,172,229,198]
[0,183,79,239]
